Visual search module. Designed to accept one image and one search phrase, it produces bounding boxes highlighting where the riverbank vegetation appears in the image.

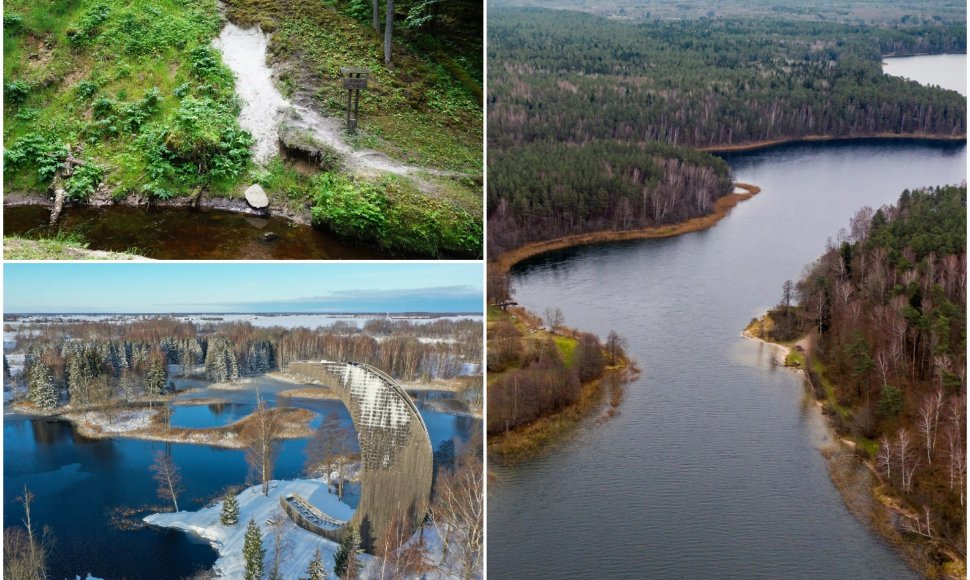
[763,185,966,575]
[3,0,482,258]
[486,305,634,463]
[487,6,966,258]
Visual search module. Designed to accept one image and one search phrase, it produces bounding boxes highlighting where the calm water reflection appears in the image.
[489,138,965,578]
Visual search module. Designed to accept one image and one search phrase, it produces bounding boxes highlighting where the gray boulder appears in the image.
[244,183,269,209]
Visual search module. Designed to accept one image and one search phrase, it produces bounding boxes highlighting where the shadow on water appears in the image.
[3,204,392,260]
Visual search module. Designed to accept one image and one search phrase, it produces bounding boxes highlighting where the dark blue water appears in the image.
[4,376,479,578]
[489,138,966,578]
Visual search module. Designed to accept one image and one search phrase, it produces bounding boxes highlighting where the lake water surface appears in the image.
[490,55,966,578]
[3,375,479,579]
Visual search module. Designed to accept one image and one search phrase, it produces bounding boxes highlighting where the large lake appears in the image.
[3,375,479,578]
[490,55,966,578]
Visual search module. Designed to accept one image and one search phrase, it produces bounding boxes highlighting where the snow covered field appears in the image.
[78,409,157,433]
[145,479,359,579]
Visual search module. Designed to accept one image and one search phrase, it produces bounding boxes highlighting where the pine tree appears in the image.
[243,519,265,580]
[3,354,11,382]
[146,357,166,397]
[28,362,58,410]
[333,526,362,579]
[220,491,239,526]
[225,345,239,381]
[303,548,327,580]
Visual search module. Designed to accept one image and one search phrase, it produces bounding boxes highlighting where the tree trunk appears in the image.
[373,0,380,31]
[384,0,394,66]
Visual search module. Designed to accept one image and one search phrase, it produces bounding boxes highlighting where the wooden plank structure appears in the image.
[340,67,370,133]
[286,361,433,552]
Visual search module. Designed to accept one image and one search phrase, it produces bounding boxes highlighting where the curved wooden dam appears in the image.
[284,361,433,551]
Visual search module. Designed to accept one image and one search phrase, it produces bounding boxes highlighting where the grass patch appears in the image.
[553,335,577,368]
[3,234,143,260]
[811,358,853,422]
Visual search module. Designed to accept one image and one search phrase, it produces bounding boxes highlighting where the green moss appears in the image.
[310,172,481,257]
[553,336,578,368]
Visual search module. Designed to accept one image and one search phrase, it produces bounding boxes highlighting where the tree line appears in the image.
[7,317,482,410]
[773,184,965,567]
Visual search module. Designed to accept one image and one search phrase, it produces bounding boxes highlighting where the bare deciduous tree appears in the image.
[306,412,353,496]
[543,307,564,332]
[605,330,627,365]
[876,436,893,482]
[150,450,183,512]
[897,428,919,493]
[916,390,944,465]
[243,396,284,496]
[5,485,53,580]
[265,511,293,580]
[430,457,484,580]
[376,512,430,579]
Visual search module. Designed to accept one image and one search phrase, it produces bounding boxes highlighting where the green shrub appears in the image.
[877,385,903,418]
[14,107,39,122]
[75,80,99,100]
[66,3,111,46]
[4,133,68,182]
[136,97,252,193]
[3,13,24,32]
[4,80,30,105]
[64,163,106,200]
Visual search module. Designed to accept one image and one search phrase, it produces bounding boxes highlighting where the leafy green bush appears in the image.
[66,3,111,46]
[3,13,24,31]
[4,80,30,105]
[64,163,106,200]
[75,80,99,100]
[4,133,68,182]
[136,97,253,194]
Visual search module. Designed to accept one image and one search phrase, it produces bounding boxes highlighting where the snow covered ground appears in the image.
[78,409,157,433]
[145,479,359,579]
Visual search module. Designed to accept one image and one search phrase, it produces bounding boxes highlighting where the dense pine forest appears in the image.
[6,317,482,410]
[487,7,967,257]
[761,185,966,571]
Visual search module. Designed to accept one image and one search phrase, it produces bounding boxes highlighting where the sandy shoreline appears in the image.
[492,183,760,275]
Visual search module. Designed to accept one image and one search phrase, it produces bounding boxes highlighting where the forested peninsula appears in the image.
[487,8,967,258]
[749,185,966,577]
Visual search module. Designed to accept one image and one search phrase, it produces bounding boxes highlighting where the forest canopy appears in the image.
[487,8,967,257]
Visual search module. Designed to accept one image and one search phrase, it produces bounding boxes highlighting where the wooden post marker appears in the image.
[341,67,370,133]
